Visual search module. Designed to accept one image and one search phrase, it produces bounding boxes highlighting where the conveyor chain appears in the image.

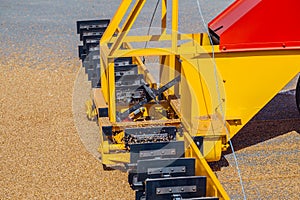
[124,126,178,147]
[127,139,219,200]
[76,19,110,88]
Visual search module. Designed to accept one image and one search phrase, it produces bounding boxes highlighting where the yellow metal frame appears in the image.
[95,1,300,199]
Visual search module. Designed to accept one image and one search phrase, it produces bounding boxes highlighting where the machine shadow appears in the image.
[210,91,300,171]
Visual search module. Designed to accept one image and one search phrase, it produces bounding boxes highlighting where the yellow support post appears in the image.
[161,0,167,35]
[108,60,116,122]
[171,0,178,52]
[100,45,110,102]
[160,0,178,95]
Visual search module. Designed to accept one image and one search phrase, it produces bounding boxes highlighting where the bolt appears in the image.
[157,189,161,194]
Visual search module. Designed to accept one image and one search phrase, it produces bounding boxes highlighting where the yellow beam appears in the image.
[109,0,146,56]
[112,44,213,58]
[184,132,230,200]
[113,47,174,57]
[100,0,132,44]
[108,33,202,43]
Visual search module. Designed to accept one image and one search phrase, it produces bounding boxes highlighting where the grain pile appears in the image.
[1,0,299,199]
[0,0,134,198]
[0,48,134,199]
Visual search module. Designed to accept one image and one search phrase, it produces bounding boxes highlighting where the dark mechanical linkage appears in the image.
[118,76,181,121]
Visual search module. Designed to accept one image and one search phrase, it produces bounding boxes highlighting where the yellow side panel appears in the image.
[180,54,226,137]
[215,50,300,138]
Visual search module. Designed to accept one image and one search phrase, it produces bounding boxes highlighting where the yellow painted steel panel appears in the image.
[214,50,300,138]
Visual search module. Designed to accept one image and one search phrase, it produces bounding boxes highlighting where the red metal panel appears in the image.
[208,0,300,52]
